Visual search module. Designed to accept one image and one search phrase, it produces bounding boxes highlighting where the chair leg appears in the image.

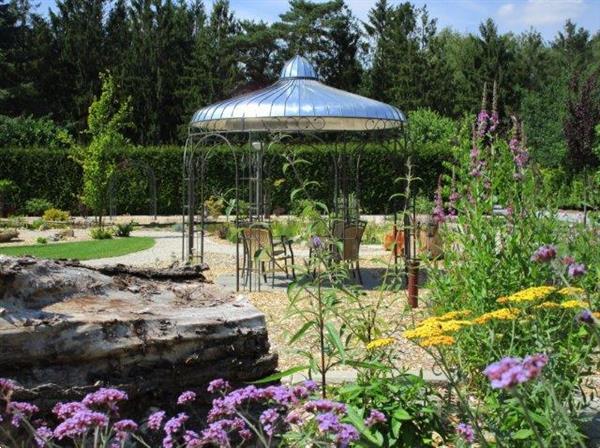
[356,259,363,285]
[262,261,267,283]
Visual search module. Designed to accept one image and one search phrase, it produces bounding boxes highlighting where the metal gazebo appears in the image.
[183,55,407,290]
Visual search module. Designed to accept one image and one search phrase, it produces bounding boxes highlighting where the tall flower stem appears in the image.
[515,390,546,448]
[437,353,491,448]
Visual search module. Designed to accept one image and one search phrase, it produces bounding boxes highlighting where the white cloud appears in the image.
[497,0,585,27]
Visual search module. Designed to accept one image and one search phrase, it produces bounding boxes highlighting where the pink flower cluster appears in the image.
[530,244,557,262]
[483,354,548,390]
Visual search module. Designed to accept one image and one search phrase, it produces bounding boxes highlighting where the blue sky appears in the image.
[35,0,599,41]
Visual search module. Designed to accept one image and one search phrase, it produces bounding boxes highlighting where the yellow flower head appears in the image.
[560,300,586,309]
[419,335,455,347]
[366,337,395,350]
[403,320,472,339]
[534,301,561,309]
[502,286,556,304]
[437,310,472,321]
[558,287,585,297]
[593,312,600,319]
[473,308,520,325]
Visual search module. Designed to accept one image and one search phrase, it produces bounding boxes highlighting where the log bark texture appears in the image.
[0,256,277,406]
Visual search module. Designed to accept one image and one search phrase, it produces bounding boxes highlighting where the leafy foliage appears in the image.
[72,73,131,225]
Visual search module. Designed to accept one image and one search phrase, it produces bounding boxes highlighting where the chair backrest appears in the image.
[331,220,366,261]
[242,226,273,261]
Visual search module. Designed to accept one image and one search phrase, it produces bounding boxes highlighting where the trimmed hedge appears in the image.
[0,143,449,215]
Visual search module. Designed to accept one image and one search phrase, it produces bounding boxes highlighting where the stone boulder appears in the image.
[0,256,277,406]
[0,229,18,243]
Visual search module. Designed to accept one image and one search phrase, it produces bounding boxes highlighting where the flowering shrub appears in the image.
[411,88,600,446]
[0,376,398,447]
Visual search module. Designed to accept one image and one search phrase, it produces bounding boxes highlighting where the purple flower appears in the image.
[207,378,231,394]
[304,399,346,414]
[7,401,39,427]
[164,412,189,435]
[477,110,490,137]
[114,419,138,442]
[53,410,109,440]
[0,378,17,396]
[183,430,202,448]
[484,354,548,389]
[53,402,88,420]
[285,410,304,425]
[577,310,595,325]
[34,426,53,448]
[335,423,360,447]
[567,262,586,278]
[316,412,340,432]
[114,419,138,432]
[259,408,280,436]
[147,410,166,431]
[303,380,318,391]
[364,409,386,427]
[312,236,323,249]
[82,388,128,412]
[200,420,230,446]
[456,422,475,443]
[177,391,197,405]
[531,244,557,263]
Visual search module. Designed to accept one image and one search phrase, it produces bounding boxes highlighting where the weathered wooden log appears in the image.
[0,256,277,406]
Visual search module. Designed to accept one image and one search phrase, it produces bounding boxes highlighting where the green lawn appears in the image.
[0,237,155,261]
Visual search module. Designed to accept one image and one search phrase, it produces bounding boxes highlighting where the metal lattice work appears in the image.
[184,55,408,291]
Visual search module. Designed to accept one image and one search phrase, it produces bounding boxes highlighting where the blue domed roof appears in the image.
[191,55,405,132]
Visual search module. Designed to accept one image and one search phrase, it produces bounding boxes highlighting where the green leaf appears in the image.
[251,365,309,384]
[325,321,346,363]
[512,429,534,440]
[289,321,314,344]
[393,408,412,421]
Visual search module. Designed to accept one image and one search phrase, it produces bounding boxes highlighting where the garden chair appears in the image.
[330,219,367,284]
[241,225,295,288]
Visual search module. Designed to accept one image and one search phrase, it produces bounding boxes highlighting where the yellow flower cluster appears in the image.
[560,300,586,309]
[403,319,472,339]
[594,312,600,319]
[419,335,455,348]
[558,287,585,296]
[534,301,561,309]
[497,286,556,304]
[473,308,520,324]
[366,337,395,350]
[436,310,472,321]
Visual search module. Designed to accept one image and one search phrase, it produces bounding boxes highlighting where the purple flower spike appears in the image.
[456,422,475,443]
[177,391,197,405]
[567,262,586,278]
[312,236,323,249]
[364,409,386,427]
[531,244,557,263]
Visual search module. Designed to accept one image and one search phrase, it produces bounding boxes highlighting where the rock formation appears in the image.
[0,256,277,406]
